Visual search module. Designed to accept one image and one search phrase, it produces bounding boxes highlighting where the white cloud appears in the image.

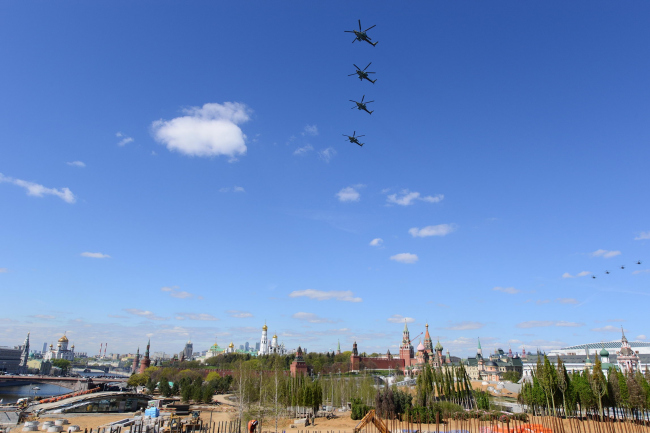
[80,252,110,259]
[444,321,485,330]
[0,268,7,273]
[116,132,134,147]
[518,320,583,328]
[289,289,362,303]
[292,312,335,323]
[556,298,579,304]
[493,286,520,295]
[233,186,245,193]
[390,253,418,264]
[124,308,167,321]
[591,249,621,259]
[175,313,219,321]
[409,224,456,238]
[160,286,199,299]
[386,189,444,206]
[293,144,314,156]
[633,269,650,275]
[151,102,251,159]
[303,125,319,136]
[387,315,415,323]
[592,325,625,333]
[66,161,86,168]
[227,310,253,318]
[635,231,650,241]
[337,186,361,202]
[31,314,55,319]
[562,271,591,278]
[369,238,383,247]
[318,147,337,163]
[536,299,550,305]
[0,173,76,204]
[637,335,647,340]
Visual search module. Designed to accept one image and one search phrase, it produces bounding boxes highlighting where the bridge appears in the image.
[0,375,127,391]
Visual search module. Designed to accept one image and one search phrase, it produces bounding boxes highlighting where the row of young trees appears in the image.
[415,364,477,409]
[520,354,650,421]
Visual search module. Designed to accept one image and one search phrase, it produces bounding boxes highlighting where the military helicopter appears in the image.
[621,265,625,269]
[343,131,365,147]
[350,95,374,115]
[637,260,642,265]
[345,20,378,46]
[349,63,376,84]
[592,275,597,279]
[605,270,610,274]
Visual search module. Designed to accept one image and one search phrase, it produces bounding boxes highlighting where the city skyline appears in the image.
[1,2,649,357]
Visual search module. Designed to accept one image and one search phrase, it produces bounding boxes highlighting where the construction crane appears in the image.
[409,332,423,344]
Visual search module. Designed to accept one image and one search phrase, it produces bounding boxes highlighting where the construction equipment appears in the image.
[353,410,390,433]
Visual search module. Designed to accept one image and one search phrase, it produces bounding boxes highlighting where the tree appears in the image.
[51,359,71,373]
[206,371,221,382]
[503,371,522,383]
[556,358,569,417]
[145,377,157,395]
[159,378,172,397]
[127,373,148,387]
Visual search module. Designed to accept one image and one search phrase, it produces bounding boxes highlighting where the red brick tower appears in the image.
[350,341,361,371]
[399,320,414,367]
[290,346,308,377]
[131,347,140,374]
[138,339,151,374]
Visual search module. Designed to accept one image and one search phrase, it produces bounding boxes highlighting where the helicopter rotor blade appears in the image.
[357,135,365,138]
[348,73,357,77]
[360,95,365,102]
[366,100,374,103]
[366,72,376,74]
[344,30,354,33]
[364,25,376,32]
[363,62,372,71]
[358,20,362,31]
[353,64,361,70]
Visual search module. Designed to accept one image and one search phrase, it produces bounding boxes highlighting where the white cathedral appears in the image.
[257,323,287,356]
[44,333,75,361]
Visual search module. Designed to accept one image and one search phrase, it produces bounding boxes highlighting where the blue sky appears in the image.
[1,1,649,358]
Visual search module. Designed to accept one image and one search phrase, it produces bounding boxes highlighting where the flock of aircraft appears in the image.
[591,260,643,279]
[343,20,378,148]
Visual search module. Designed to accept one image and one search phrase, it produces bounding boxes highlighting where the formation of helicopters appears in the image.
[590,260,643,279]
[344,20,377,147]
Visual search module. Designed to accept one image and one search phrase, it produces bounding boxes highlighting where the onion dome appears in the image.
[435,339,443,351]
[229,342,234,348]
[417,341,425,351]
[49,344,53,349]
[273,334,277,339]
[58,334,69,343]
[600,345,609,357]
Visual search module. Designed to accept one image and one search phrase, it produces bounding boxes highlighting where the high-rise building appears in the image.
[255,342,260,351]
[239,345,244,351]
[245,342,249,351]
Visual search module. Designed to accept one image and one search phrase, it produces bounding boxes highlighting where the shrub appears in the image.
[351,398,372,420]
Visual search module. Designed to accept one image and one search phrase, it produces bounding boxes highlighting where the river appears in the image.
[0,383,69,404]
[0,372,129,404]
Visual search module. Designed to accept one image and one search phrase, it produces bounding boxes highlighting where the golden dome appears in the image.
[58,334,69,343]
[273,334,277,339]
[263,324,268,331]
[49,344,53,348]
[229,342,234,348]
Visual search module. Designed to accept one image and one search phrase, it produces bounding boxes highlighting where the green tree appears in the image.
[127,373,149,387]
[206,371,221,382]
[503,371,522,383]
[159,378,172,397]
[556,358,569,417]
[51,359,71,373]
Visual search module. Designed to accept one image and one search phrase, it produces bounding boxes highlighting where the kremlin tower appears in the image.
[138,339,151,374]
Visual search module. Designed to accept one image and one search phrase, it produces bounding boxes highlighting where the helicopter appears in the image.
[605,270,610,274]
[592,275,597,279]
[345,20,378,46]
[621,265,625,269]
[349,63,376,84]
[637,260,642,265]
[343,131,365,147]
[350,95,374,115]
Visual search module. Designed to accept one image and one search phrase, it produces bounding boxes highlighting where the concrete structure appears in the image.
[44,333,75,362]
[465,340,523,381]
[290,346,308,377]
[0,333,31,374]
[182,340,193,360]
[525,329,647,378]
